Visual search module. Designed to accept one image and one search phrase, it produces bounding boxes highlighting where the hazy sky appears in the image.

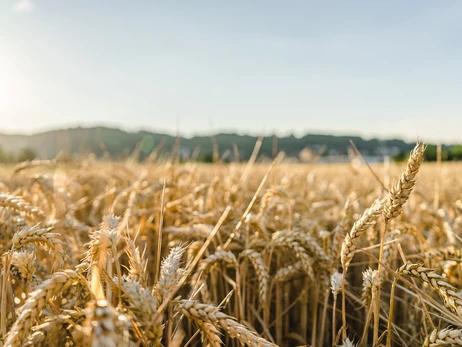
[1,1,462,142]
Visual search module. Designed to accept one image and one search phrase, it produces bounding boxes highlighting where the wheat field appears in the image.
[1,144,462,346]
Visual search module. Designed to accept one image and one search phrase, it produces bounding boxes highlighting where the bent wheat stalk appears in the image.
[4,270,85,347]
[398,262,462,317]
[175,299,277,347]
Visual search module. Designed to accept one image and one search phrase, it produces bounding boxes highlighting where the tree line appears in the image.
[0,127,461,163]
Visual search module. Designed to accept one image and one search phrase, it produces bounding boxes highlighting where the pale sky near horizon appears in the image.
[1,1,462,143]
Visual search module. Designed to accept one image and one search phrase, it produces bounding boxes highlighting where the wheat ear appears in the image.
[175,299,277,347]
[398,262,462,317]
[12,225,65,271]
[4,270,84,347]
[241,249,269,307]
[423,327,462,347]
[383,142,425,222]
[341,199,384,272]
[0,193,46,221]
[84,299,129,347]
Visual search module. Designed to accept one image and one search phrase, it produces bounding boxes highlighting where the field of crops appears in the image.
[1,143,462,346]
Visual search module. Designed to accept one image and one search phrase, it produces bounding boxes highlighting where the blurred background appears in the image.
[1,1,461,162]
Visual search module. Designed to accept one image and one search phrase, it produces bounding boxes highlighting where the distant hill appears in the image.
[0,126,433,162]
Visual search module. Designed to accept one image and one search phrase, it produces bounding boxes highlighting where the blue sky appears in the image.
[1,1,462,142]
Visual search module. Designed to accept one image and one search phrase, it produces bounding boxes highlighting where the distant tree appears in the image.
[0,146,13,163]
[196,152,214,163]
[392,150,408,162]
[451,146,462,160]
[424,145,437,161]
[17,148,38,162]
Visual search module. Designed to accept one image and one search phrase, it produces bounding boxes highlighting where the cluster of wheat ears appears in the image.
[1,143,462,346]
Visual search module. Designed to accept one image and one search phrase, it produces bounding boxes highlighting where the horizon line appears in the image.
[0,123,441,144]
